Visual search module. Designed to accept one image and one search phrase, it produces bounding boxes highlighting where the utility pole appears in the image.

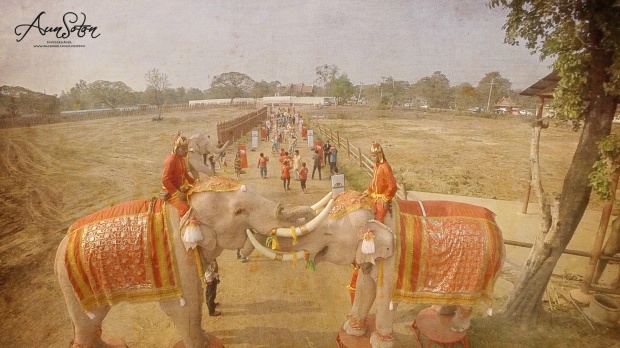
[486,78,496,112]
[358,83,363,103]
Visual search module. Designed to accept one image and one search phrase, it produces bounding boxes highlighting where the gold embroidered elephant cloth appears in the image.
[391,200,504,307]
[65,198,182,312]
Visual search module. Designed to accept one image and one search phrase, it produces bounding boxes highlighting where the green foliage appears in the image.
[329,74,355,102]
[589,134,620,200]
[87,80,133,109]
[209,71,255,102]
[410,71,449,108]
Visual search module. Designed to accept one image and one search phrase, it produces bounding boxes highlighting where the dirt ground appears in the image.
[1,106,619,347]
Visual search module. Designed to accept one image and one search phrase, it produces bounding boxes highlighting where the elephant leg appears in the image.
[160,295,206,348]
[451,305,473,332]
[370,265,396,348]
[343,270,376,336]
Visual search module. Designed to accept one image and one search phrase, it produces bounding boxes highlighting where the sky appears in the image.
[0,0,552,96]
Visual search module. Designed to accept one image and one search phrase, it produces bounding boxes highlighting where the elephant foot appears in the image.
[431,304,457,315]
[71,337,127,348]
[343,315,367,336]
[369,331,394,348]
[172,335,224,348]
[450,307,473,333]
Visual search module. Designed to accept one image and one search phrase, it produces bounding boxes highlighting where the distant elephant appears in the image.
[247,190,505,348]
[55,176,326,348]
[186,133,230,178]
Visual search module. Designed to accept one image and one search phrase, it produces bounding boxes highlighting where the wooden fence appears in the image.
[0,103,256,129]
[217,107,268,144]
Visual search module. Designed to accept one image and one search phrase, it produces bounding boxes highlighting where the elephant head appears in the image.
[185,178,328,259]
[186,132,231,178]
[246,191,396,267]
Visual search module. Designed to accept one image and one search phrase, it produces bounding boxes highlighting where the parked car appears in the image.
[468,107,483,113]
[420,104,429,109]
[519,110,534,116]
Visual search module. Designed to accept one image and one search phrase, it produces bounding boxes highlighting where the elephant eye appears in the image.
[233,208,246,215]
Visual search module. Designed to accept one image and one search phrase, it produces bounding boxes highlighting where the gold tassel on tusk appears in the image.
[291,226,298,245]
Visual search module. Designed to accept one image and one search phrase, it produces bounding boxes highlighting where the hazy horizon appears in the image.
[1,0,551,96]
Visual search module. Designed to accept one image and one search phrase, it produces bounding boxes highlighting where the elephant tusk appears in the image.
[246,229,305,261]
[273,198,334,237]
[310,191,333,211]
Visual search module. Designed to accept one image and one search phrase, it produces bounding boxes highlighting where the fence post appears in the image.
[359,148,363,168]
[337,131,340,148]
[347,138,350,157]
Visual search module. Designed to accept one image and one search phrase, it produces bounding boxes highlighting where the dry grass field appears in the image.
[1,105,619,347]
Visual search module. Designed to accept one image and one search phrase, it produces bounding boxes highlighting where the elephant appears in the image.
[186,133,230,179]
[246,190,505,348]
[55,176,329,348]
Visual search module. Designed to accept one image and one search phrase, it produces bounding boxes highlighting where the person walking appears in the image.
[257,152,269,179]
[281,159,291,191]
[234,152,242,181]
[311,149,322,180]
[328,146,338,176]
[299,162,308,193]
[292,149,302,180]
[204,259,221,317]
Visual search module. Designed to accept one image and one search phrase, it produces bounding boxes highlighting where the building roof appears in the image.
[520,71,559,97]
[495,96,518,107]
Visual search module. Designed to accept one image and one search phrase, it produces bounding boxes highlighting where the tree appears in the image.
[454,83,479,110]
[61,80,90,110]
[377,76,410,109]
[411,71,451,108]
[186,88,206,101]
[209,72,255,104]
[252,80,280,98]
[477,72,511,112]
[145,68,171,120]
[87,80,133,109]
[489,0,620,326]
[329,74,356,104]
[315,64,340,89]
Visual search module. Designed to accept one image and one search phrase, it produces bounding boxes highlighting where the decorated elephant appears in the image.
[186,132,230,178]
[55,176,328,348]
[247,190,505,348]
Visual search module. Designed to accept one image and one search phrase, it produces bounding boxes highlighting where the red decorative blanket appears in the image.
[391,200,504,307]
[65,199,182,312]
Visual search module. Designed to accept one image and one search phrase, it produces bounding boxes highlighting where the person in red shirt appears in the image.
[363,141,397,223]
[162,134,196,217]
[281,159,291,191]
[299,162,308,193]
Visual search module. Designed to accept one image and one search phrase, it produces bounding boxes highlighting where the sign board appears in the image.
[251,130,259,150]
[307,129,314,148]
[331,174,345,197]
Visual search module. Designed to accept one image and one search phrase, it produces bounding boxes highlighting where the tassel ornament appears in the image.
[361,229,375,254]
[182,216,203,244]
[266,229,279,249]
[304,251,316,271]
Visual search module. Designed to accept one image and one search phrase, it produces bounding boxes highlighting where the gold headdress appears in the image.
[370,141,386,163]
[173,133,189,153]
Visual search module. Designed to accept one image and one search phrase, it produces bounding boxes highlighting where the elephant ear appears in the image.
[355,220,394,265]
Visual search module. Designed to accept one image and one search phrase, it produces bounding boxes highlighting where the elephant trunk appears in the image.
[272,198,335,237]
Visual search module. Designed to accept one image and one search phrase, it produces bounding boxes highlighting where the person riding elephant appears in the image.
[162,133,196,217]
[363,141,397,223]
[246,190,505,348]
[55,176,328,348]
[185,132,230,179]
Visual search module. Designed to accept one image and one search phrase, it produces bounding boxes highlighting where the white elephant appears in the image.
[186,133,230,178]
[55,176,325,348]
[247,190,505,348]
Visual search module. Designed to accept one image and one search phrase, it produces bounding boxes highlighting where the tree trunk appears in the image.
[501,36,618,326]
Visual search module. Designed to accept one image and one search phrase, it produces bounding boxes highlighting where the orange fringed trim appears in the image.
[346,314,367,330]
[373,330,394,342]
